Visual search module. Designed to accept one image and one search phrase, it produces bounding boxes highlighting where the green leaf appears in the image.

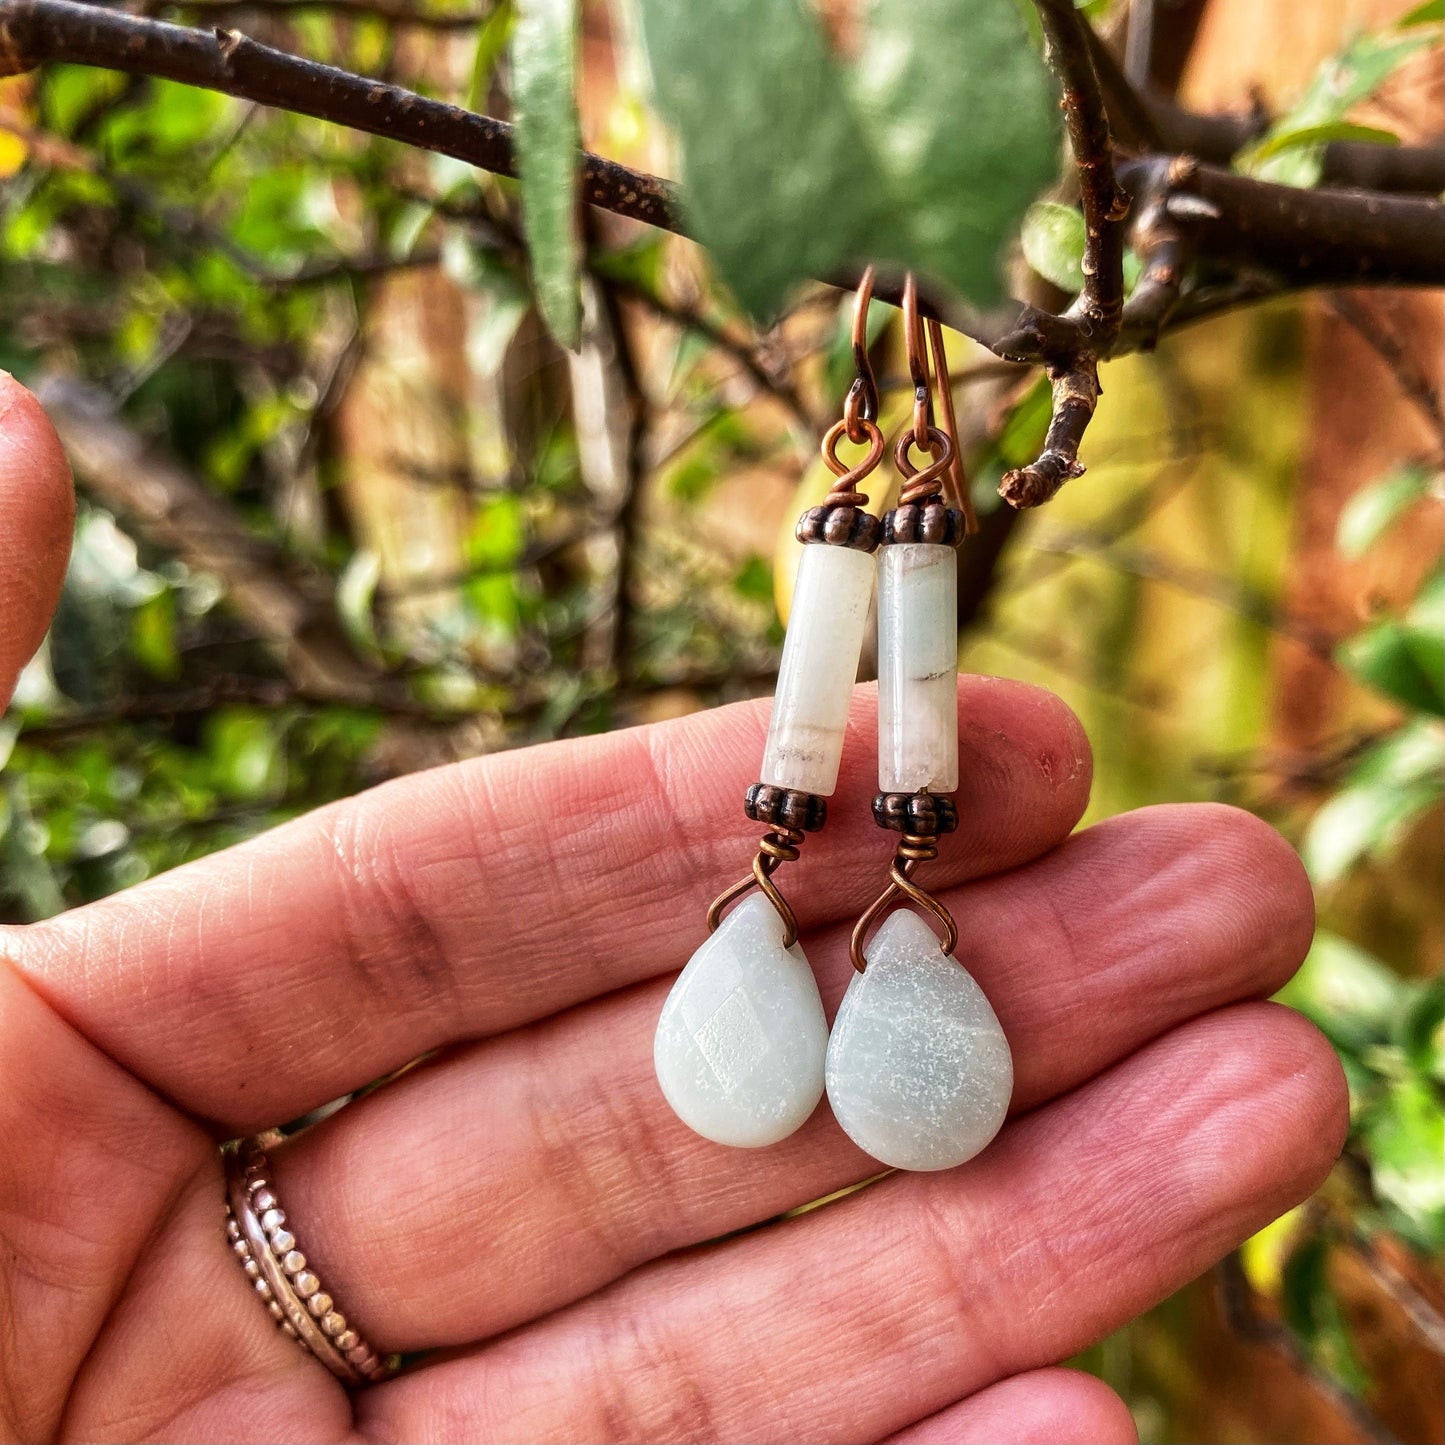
[1281,1237,1370,1393]
[851,0,1060,306]
[996,374,1054,467]
[0,777,66,921]
[512,0,582,348]
[1398,0,1443,26]
[336,549,384,661]
[1363,1076,1445,1245]
[1394,981,1444,1085]
[1021,202,1086,291]
[1246,120,1400,166]
[1301,719,1445,883]
[1276,930,1401,1059]
[130,590,181,680]
[1339,611,1445,717]
[636,0,886,321]
[468,0,516,111]
[1337,463,1437,557]
[733,555,774,603]
[204,709,286,802]
[1404,567,1444,700]
[1238,30,1431,186]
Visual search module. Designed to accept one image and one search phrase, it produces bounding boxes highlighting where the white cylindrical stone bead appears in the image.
[760,543,875,796]
[877,542,959,793]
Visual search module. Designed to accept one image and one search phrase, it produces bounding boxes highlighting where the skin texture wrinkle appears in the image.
[0,372,1346,1444]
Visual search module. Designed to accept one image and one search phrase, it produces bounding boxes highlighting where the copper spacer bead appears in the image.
[880,501,966,548]
[795,504,881,553]
[744,782,827,833]
[872,792,959,836]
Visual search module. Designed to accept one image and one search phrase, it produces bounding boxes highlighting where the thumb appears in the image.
[0,372,75,708]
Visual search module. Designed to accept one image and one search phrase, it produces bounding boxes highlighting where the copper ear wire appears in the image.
[899,274,976,529]
[843,264,880,445]
[824,264,887,506]
[926,317,978,533]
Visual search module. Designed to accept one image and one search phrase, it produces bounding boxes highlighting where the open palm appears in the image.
[1,374,1346,1444]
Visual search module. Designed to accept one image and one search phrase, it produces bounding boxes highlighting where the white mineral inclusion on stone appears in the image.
[878,542,959,793]
[826,910,1012,1171]
[760,543,875,796]
[654,893,828,1148]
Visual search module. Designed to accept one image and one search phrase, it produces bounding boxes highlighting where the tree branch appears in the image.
[6,0,1444,517]
[36,375,395,701]
[998,360,1099,508]
[164,0,498,28]
[1034,0,1130,347]
[1142,88,1445,194]
[1118,156,1445,291]
[0,0,681,230]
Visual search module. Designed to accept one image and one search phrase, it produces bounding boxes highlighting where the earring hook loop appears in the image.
[843,265,880,445]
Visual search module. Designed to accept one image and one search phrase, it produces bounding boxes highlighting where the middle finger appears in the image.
[268,802,1312,1350]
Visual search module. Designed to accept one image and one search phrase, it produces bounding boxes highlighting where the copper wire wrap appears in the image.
[849,828,959,974]
[707,826,804,948]
[894,423,956,506]
[821,416,886,507]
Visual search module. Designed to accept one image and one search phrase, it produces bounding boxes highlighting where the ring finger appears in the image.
[97,800,1314,1383]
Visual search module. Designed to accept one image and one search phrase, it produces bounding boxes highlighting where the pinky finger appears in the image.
[886,1368,1138,1445]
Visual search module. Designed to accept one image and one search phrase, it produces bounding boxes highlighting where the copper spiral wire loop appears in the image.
[843,263,880,443]
[893,423,956,505]
[821,416,886,506]
[848,828,960,974]
[706,826,804,947]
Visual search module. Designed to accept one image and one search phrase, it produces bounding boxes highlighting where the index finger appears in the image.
[0,372,75,705]
[9,676,1091,1128]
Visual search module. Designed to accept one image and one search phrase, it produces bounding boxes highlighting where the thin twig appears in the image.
[1328,292,1445,432]
[1117,156,1195,345]
[1033,0,1130,347]
[6,0,1444,519]
[1216,1252,1403,1445]
[998,360,1099,508]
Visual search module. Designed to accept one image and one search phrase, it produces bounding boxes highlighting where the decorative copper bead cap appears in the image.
[872,792,959,836]
[880,501,966,548]
[745,783,828,833]
[795,503,881,553]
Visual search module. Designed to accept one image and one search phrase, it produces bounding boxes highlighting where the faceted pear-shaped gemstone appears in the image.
[654,893,828,1148]
[826,909,1012,1171]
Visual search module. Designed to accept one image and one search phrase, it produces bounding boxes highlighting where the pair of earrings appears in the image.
[654,272,1013,1173]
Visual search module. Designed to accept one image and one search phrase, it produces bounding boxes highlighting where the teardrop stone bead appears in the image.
[826,909,1012,1171]
[654,893,828,1148]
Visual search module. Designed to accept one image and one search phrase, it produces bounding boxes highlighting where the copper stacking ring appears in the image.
[224,1136,395,1386]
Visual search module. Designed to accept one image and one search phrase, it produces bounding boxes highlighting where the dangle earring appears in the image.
[825,276,1014,1172]
[654,270,886,1149]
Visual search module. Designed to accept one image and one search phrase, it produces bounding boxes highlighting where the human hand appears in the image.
[0,373,1347,1444]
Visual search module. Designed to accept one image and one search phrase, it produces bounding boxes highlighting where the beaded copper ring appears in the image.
[224,1136,395,1387]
